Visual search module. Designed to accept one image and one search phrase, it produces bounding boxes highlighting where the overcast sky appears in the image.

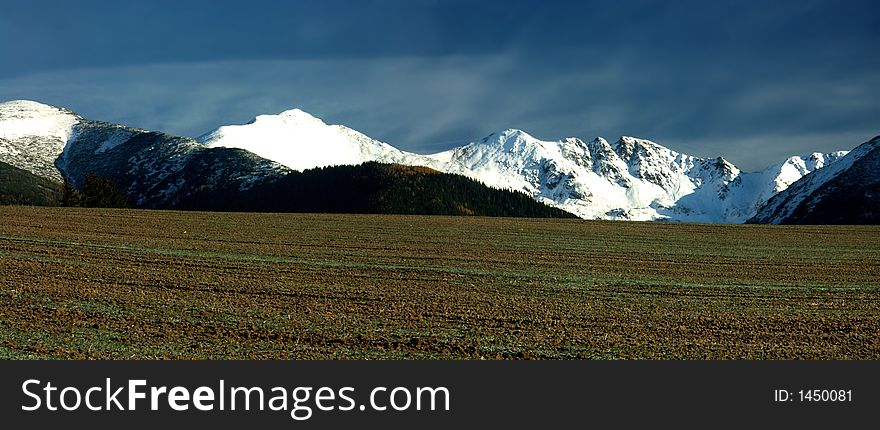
[1,0,877,170]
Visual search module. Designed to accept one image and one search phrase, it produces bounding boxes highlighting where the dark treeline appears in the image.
[62,173,130,208]
[0,162,130,208]
[179,162,577,218]
[3,161,575,218]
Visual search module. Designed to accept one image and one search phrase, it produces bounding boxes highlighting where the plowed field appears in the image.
[1,206,878,359]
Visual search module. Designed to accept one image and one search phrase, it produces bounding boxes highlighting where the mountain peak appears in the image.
[0,100,79,141]
[197,107,408,172]
[478,128,534,144]
[499,128,531,138]
[278,107,321,120]
[1,99,50,110]
[0,100,81,182]
[618,135,657,145]
[0,100,78,121]
[614,136,674,155]
[245,107,327,128]
[468,129,547,158]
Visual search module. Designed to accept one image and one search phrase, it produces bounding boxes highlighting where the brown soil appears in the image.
[1,206,878,359]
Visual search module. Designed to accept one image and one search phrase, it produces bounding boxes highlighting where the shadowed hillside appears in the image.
[178,162,577,218]
[0,161,62,206]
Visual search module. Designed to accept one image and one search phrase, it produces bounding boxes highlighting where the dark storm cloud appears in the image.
[0,0,531,76]
[1,0,877,170]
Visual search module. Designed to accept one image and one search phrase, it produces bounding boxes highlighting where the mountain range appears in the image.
[1,99,876,223]
[748,135,880,224]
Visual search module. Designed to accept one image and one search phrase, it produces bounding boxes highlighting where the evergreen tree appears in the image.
[61,178,83,207]
[81,173,130,208]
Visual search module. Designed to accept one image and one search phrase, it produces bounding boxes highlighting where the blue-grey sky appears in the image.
[1,0,877,170]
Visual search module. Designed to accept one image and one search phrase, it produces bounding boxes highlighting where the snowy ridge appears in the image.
[418,131,840,222]
[735,152,848,218]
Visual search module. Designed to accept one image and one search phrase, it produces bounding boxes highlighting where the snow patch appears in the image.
[94,127,138,154]
[0,100,78,142]
[197,108,411,171]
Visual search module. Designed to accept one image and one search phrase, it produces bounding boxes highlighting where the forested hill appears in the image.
[0,160,62,206]
[178,162,577,218]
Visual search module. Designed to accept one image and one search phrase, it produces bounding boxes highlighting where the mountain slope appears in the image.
[177,161,577,218]
[748,136,880,224]
[60,118,288,208]
[0,100,289,208]
[0,100,79,182]
[0,160,62,205]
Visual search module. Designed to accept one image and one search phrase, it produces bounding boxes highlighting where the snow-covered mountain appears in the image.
[420,130,846,222]
[195,109,847,222]
[0,100,79,182]
[748,136,880,224]
[0,100,288,207]
[197,108,426,170]
[0,100,860,222]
